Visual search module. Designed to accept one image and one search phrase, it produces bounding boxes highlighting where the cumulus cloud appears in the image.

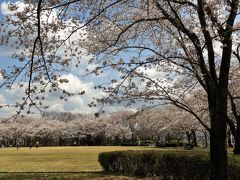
[0,73,107,117]
[137,67,167,80]
[42,73,104,113]
[58,74,87,93]
[0,2,9,15]
[1,1,30,17]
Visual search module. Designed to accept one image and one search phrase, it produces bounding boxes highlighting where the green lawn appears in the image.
[0,146,239,179]
[0,146,156,172]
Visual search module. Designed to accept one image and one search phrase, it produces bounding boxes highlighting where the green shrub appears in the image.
[98,150,240,179]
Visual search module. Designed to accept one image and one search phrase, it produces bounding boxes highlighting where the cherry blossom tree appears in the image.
[0,113,135,146]
[135,104,209,146]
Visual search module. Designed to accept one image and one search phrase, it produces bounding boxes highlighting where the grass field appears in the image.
[0,146,239,179]
[0,146,156,172]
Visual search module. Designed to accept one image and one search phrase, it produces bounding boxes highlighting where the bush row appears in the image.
[98,150,240,180]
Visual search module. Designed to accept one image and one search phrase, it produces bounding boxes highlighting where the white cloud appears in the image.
[86,63,98,72]
[43,74,103,113]
[58,74,85,93]
[58,74,98,96]
[1,1,28,16]
[138,67,166,80]
[104,106,136,114]
[0,73,106,116]
[1,2,13,15]
[0,94,6,103]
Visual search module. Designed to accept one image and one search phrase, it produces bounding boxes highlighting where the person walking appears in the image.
[36,141,39,148]
[16,142,19,150]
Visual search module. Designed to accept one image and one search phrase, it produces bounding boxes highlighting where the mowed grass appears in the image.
[0,172,111,180]
[0,146,239,180]
[0,146,156,172]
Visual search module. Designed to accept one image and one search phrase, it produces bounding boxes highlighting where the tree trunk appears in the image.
[209,92,228,180]
[227,129,233,147]
[234,118,240,154]
[191,129,198,146]
[186,131,191,144]
[227,96,240,154]
[203,129,208,148]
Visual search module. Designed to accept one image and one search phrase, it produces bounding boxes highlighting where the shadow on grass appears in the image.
[0,172,106,180]
[0,172,146,180]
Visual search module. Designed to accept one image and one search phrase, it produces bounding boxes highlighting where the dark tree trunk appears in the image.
[202,129,208,148]
[209,92,228,180]
[191,129,198,146]
[228,94,240,154]
[186,131,191,144]
[234,118,240,154]
[203,130,208,148]
[227,130,233,147]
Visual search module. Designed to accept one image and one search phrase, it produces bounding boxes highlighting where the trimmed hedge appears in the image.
[98,150,240,180]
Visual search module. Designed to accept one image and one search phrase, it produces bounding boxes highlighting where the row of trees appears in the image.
[0,112,132,147]
[0,109,209,147]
